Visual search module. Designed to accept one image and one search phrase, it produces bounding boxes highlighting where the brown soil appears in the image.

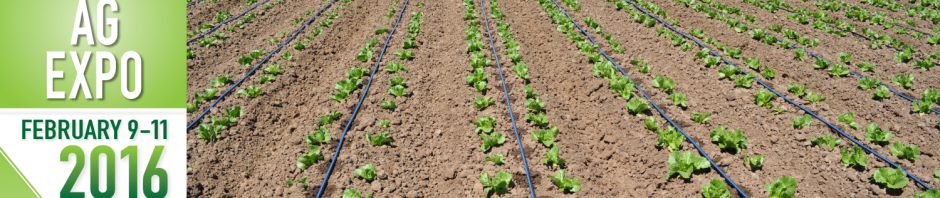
[186,0,940,197]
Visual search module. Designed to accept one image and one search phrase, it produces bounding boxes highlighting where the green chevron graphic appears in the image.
[0,146,41,198]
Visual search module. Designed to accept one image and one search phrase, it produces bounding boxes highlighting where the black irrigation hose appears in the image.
[186,0,334,129]
[543,0,751,197]
[628,0,935,190]
[186,0,272,44]
[478,0,537,196]
[314,0,408,197]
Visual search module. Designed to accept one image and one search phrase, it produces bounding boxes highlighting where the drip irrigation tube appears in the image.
[186,0,334,130]
[694,2,940,115]
[543,0,750,197]
[479,0,537,197]
[314,0,408,197]
[626,0,935,190]
[186,0,271,44]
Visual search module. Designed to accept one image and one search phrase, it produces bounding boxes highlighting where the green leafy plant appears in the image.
[888,141,920,161]
[754,89,775,108]
[394,49,414,60]
[811,134,841,151]
[524,85,539,98]
[196,124,224,142]
[745,154,765,169]
[209,75,231,87]
[704,56,721,67]
[666,151,709,180]
[857,62,876,72]
[479,132,505,152]
[895,50,914,63]
[389,85,407,97]
[710,126,748,153]
[609,76,635,100]
[655,127,684,152]
[385,61,407,73]
[379,119,390,128]
[762,67,776,79]
[787,83,807,97]
[718,65,739,79]
[912,189,940,198]
[732,73,756,88]
[485,153,504,165]
[765,176,797,198]
[592,61,616,79]
[474,116,496,133]
[924,89,940,103]
[342,188,372,198]
[838,112,860,130]
[356,47,373,62]
[691,112,712,124]
[806,92,826,103]
[858,78,881,91]
[236,85,262,98]
[652,74,675,92]
[644,116,658,131]
[548,169,581,193]
[264,64,284,75]
[744,57,761,70]
[913,99,934,115]
[374,28,389,34]
[543,145,566,166]
[512,62,529,79]
[873,168,908,189]
[724,47,742,59]
[524,112,549,127]
[365,131,393,147]
[838,52,853,63]
[305,126,331,145]
[794,49,806,61]
[813,59,828,69]
[474,96,494,109]
[865,123,893,143]
[353,164,377,182]
[666,93,688,108]
[840,145,868,167]
[296,145,323,169]
[702,178,731,198]
[380,100,396,110]
[891,74,914,88]
[525,97,546,112]
[479,171,512,197]
[827,63,850,77]
[531,127,559,147]
[626,98,651,116]
[791,114,812,129]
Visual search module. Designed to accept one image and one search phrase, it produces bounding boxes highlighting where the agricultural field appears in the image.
[186,0,940,197]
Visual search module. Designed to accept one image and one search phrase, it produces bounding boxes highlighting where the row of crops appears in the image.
[186,0,940,197]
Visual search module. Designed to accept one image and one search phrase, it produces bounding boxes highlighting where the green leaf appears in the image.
[888,141,920,161]
[652,74,676,92]
[264,64,284,75]
[353,164,377,182]
[485,153,504,165]
[531,126,559,147]
[524,85,539,98]
[548,169,581,193]
[718,65,739,79]
[691,111,712,124]
[765,176,797,198]
[524,112,549,127]
[388,85,407,97]
[709,126,748,153]
[865,123,893,143]
[381,100,396,110]
[912,189,940,198]
[732,73,756,88]
[811,134,841,151]
[723,47,742,59]
[838,112,860,130]
[840,145,868,168]
[791,114,812,129]
[236,85,262,98]
[787,83,807,97]
[317,111,342,125]
[744,57,761,70]
[858,78,881,91]
[745,155,765,168]
[702,178,731,198]
[474,96,495,109]
[754,89,775,108]
[379,119,390,128]
[512,61,529,79]
[806,91,826,103]
[609,76,635,100]
[666,151,710,180]
[385,61,407,73]
[473,116,497,133]
[479,171,512,196]
[857,62,876,72]
[365,131,393,147]
[626,98,651,116]
[525,97,546,112]
[209,75,231,87]
[356,47,373,62]
[873,167,908,189]
[814,58,828,69]
[656,127,684,152]
[296,145,323,169]
[666,93,688,107]
[542,145,566,166]
[479,132,506,152]
[644,116,658,131]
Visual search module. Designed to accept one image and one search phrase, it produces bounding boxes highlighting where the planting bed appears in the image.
[187,0,940,197]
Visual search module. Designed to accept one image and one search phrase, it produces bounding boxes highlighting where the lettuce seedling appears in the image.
[479,132,505,152]
[264,64,284,75]
[335,78,361,94]
[744,57,761,70]
[312,28,322,36]
[751,89,775,108]
[858,78,881,91]
[342,188,373,198]
[512,61,529,79]
[524,85,539,99]
[702,178,731,198]
[652,74,676,92]
[888,141,920,161]
[700,55,720,68]
[543,145,566,166]
[694,48,710,59]
[394,49,414,60]
[811,134,841,151]
[857,62,876,72]
[838,112,860,130]
[379,119,390,128]
[479,171,512,196]
[656,127,684,152]
[380,100,396,110]
[485,154,504,165]
[644,116,658,131]
[914,99,934,115]
[210,116,234,127]
[691,112,712,124]
[733,73,756,88]
[474,96,494,109]
[465,71,489,92]
[912,189,940,198]
[718,65,739,79]
[838,52,853,63]
[724,48,742,59]
[828,63,850,77]
[532,126,559,147]
[626,98,651,116]
[895,50,914,63]
[794,49,806,61]
[592,61,616,79]
[873,168,908,189]
[353,164,377,182]
[636,61,652,73]
[748,29,766,40]
[806,92,826,103]
[474,116,496,133]
[198,37,218,48]
[690,29,705,38]
[236,85,262,98]
[281,52,293,61]
[237,55,254,66]
[197,124,223,142]
[296,145,323,169]
[548,169,581,193]
[385,61,406,73]
[666,151,709,180]
[763,35,777,45]
[787,83,807,97]
[525,98,546,112]
[467,38,484,52]
[186,101,199,113]
[865,123,893,143]
[840,145,868,167]
[873,85,891,99]
[891,74,914,88]
[924,89,940,103]
[524,112,549,127]
[813,58,830,69]
[710,126,748,153]
[745,154,765,169]
[765,176,797,198]
[210,75,231,87]
[609,76,635,100]
[356,47,373,62]
[374,28,389,34]
[366,131,393,147]
[667,93,688,108]
[196,87,220,102]
[389,85,407,97]
[791,114,812,129]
